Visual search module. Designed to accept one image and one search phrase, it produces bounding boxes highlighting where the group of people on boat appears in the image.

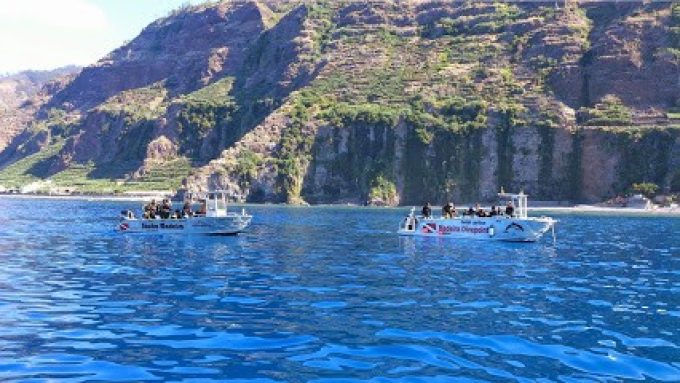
[142,198,206,220]
[421,201,515,219]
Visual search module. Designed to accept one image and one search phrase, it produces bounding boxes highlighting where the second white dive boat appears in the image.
[398,191,556,242]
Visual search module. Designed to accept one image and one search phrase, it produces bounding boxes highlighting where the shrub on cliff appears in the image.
[368,174,398,206]
[234,149,262,191]
[579,95,632,126]
[320,103,401,128]
[630,182,659,198]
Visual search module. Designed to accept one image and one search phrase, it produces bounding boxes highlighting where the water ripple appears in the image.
[0,199,678,381]
[377,328,680,381]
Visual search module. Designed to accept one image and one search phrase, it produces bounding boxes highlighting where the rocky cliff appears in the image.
[0,1,678,202]
[0,66,79,151]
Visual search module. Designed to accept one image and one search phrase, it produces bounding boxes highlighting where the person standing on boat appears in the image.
[161,199,172,219]
[489,205,497,217]
[505,201,514,217]
[147,199,158,219]
[422,202,432,218]
[442,202,454,218]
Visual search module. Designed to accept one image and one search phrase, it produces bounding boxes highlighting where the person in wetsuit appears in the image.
[422,202,432,218]
[146,199,157,219]
[442,202,454,218]
[475,203,486,217]
[505,201,515,217]
[161,199,172,219]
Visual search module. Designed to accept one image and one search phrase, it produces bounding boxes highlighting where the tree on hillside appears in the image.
[630,182,659,198]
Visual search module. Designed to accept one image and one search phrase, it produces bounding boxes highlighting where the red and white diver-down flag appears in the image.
[421,222,437,234]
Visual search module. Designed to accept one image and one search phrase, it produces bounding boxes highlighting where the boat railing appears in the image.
[498,191,529,219]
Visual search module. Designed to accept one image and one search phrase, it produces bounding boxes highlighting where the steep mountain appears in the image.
[0,66,80,151]
[0,1,678,202]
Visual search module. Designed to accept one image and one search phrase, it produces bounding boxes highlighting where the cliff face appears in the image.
[187,1,680,203]
[550,2,678,109]
[0,1,678,201]
[300,123,679,204]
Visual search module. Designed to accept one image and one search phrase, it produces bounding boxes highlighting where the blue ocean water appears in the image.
[0,197,679,382]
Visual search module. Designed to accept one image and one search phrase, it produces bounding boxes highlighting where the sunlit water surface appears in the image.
[0,198,679,382]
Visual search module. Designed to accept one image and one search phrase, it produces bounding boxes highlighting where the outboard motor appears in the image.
[402,207,417,231]
[402,217,411,231]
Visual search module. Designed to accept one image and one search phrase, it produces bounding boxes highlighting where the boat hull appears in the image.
[398,216,554,242]
[117,215,251,235]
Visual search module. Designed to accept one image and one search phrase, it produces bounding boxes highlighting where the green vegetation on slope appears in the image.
[2,1,678,203]
[0,142,64,189]
[180,77,235,107]
[368,174,398,205]
[97,82,169,121]
[0,141,192,193]
[578,95,632,126]
[275,99,315,203]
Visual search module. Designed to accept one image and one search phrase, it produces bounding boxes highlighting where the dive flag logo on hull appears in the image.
[421,222,437,234]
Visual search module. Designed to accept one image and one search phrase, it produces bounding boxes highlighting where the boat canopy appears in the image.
[498,190,528,218]
[186,190,230,217]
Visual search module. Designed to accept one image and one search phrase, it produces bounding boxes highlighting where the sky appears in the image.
[0,0,206,75]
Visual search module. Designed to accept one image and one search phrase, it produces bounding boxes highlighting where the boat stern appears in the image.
[495,217,556,242]
[398,208,419,235]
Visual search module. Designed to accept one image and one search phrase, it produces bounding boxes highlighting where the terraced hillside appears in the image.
[188,0,680,203]
[0,1,678,202]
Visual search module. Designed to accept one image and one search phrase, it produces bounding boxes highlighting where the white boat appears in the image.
[398,191,556,242]
[117,191,252,235]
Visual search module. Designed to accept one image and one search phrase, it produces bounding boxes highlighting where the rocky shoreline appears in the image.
[2,193,679,216]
